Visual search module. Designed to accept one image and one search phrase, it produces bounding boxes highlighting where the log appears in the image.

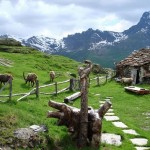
[78,77,89,147]
[39,80,69,88]
[57,80,70,84]
[64,92,81,103]
[0,93,30,97]
[51,87,69,95]
[98,100,112,118]
[77,60,93,148]
[17,88,35,101]
[39,82,55,88]
[47,100,111,147]
[57,87,69,94]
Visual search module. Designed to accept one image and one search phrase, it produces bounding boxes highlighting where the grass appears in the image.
[0,45,150,149]
[90,81,150,149]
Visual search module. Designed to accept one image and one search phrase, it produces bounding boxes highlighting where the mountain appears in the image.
[22,35,64,53]
[124,11,150,35]
[1,11,150,68]
[56,11,150,68]
[61,28,127,51]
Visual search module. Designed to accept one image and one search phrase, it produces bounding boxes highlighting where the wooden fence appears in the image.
[0,79,12,102]
[0,74,112,102]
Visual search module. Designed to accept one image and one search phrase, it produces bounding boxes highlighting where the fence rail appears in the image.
[0,74,113,102]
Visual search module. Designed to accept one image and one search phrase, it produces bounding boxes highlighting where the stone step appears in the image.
[101,133,122,146]
[122,129,139,135]
[104,116,119,121]
[130,138,148,146]
[105,112,115,116]
[112,121,128,128]
[135,146,150,150]
[99,101,105,104]
[107,108,113,112]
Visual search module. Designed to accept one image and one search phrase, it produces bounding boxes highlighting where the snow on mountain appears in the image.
[22,35,64,53]
[88,31,127,51]
[20,31,128,53]
[110,32,128,42]
[89,40,112,51]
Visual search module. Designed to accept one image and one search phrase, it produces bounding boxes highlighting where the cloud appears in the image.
[0,0,150,39]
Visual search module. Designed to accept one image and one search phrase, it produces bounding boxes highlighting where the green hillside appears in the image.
[0,45,150,150]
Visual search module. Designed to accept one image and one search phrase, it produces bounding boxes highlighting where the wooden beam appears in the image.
[64,92,81,103]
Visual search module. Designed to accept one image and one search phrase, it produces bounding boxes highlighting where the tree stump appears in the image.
[47,60,111,148]
[47,100,111,147]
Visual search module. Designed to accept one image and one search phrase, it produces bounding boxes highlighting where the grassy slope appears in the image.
[89,81,150,149]
[0,45,150,150]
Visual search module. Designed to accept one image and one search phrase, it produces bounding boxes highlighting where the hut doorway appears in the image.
[136,69,140,84]
[131,68,140,84]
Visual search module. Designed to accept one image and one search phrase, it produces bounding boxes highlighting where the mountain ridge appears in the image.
[1,11,150,68]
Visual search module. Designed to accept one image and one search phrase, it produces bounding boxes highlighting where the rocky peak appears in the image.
[139,11,150,25]
[124,11,150,35]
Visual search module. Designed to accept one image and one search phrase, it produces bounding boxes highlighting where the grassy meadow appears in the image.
[0,45,150,150]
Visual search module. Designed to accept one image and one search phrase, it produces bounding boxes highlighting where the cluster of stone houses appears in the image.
[116,48,150,84]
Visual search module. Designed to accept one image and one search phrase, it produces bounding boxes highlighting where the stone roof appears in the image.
[116,48,150,67]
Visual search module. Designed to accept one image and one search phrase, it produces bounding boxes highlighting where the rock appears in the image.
[104,116,119,121]
[13,126,47,149]
[101,133,122,146]
[122,129,139,135]
[14,128,34,140]
[130,138,148,146]
[135,146,150,150]
[112,121,128,128]
[29,124,48,132]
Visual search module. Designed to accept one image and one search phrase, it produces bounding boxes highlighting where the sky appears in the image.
[0,0,150,39]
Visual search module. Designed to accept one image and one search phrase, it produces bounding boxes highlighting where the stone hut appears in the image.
[116,48,150,84]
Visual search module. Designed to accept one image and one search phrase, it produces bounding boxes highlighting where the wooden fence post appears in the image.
[75,79,80,90]
[55,82,58,95]
[9,79,12,101]
[78,78,81,90]
[69,78,74,91]
[97,76,100,86]
[106,74,108,83]
[35,80,39,98]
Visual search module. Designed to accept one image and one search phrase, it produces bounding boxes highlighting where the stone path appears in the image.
[99,98,150,150]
